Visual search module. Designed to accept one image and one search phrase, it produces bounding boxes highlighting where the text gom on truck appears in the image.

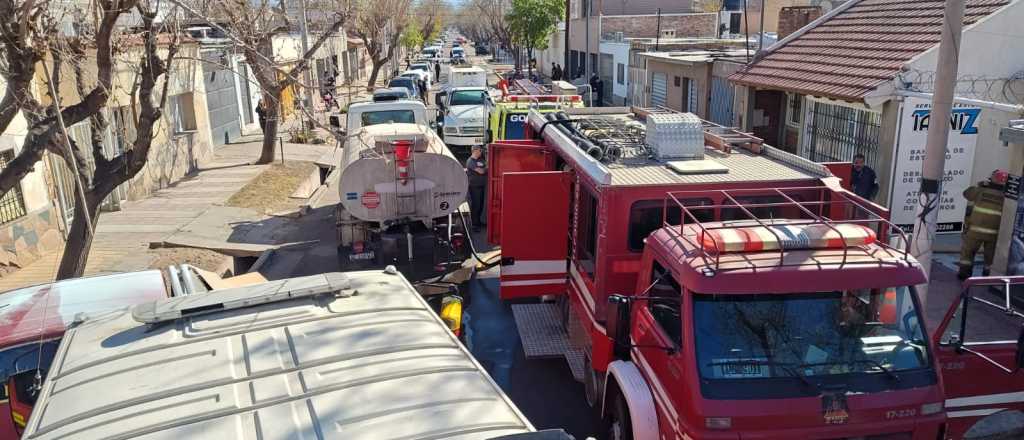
[486,106,1024,439]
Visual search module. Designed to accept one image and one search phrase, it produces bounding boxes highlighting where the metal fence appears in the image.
[0,149,27,224]
[804,101,883,170]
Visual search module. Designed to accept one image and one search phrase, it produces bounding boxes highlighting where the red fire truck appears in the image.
[486,106,1024,439]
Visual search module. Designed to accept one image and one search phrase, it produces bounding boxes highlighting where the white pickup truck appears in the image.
[437,66,492,154]
[16,270,578,440]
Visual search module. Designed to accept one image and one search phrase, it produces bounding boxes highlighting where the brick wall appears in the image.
[777,6,822,39]
[601,13,717,39]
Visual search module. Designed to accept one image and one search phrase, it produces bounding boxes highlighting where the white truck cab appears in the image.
[438,66,491,151]
[335,100,432,134]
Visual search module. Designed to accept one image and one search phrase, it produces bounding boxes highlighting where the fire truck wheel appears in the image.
[583,355,602,408]
[608,394,634,440]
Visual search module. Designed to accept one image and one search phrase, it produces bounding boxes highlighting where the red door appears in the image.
[499,171,571,299]
[933,276,1024,439]
[486,141,555,245]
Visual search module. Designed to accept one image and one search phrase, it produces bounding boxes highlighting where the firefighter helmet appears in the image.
[991,169,1009,185]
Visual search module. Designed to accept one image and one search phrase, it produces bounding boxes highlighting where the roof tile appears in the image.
[729,0,1010,101]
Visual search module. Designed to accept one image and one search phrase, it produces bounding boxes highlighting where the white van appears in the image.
[19,270,554,440]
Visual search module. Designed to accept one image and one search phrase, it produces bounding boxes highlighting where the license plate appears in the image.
[472,138,482,144]
[349,251,375,261]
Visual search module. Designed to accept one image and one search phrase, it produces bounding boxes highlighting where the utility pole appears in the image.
[758,0,766,52]
[910,0,966,304]
[564,0,570,70]
[297,0,314,128]
[584,0,590,81]
[655,8,662,51]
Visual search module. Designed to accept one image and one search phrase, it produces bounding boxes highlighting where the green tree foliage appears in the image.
[506,0,563,70]
[401,23,424,51]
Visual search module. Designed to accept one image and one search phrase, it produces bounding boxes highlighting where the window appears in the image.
[361,110,416,127]
[648,261,682,347]
[449,90,487,106]
[787,93,803,126]
[0,340,61,400]
[941,283,1024,346]
[616,63,625,85]
[575,187,599,278]
[674,76,681,87]
[0,150,28,224]
[627,199,713,251]
[169,94,197,134]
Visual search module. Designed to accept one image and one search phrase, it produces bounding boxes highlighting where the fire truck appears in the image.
[486,106,1024,439]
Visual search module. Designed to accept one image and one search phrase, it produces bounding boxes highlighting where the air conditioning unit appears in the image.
[660,29,676,38]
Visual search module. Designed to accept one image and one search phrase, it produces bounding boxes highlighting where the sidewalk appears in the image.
[0,137,333,292]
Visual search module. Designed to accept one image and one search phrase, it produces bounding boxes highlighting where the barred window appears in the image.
[0,150,28,224]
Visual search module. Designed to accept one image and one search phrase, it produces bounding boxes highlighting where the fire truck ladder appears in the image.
[393,151,418,218]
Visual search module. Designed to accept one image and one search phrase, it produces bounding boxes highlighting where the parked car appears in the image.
[401,69,430,89]
[409,62,434,85]
[388,77,421,100]
[475,45,489,55]
[372,87,411,102]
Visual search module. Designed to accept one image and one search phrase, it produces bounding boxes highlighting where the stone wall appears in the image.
[777,6,822,39]
[0,207,64,277]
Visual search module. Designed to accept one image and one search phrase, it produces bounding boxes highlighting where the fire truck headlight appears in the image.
[705,417,732,430]
[920,402,943,416]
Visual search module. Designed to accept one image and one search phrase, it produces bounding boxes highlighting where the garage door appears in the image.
[651,72,667,107]
[203,51,241,146]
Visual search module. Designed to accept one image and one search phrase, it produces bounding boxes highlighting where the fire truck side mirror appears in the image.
[607,295,632,357]
[6,371,37,435]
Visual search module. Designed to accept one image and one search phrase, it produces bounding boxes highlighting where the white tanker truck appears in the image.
[335,100,471,279]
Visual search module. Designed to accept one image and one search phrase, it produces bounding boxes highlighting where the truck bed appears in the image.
[22,271,533,440]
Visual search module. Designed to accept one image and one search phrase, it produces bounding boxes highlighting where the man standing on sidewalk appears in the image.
[465,145,487,231]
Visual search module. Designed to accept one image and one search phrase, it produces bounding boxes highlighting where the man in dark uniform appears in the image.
[959,170,1008,279]
[465,145,487,231]
[434,62,441,83]
[850,153,878,200]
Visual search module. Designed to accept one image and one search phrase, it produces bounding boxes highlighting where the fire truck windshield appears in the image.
[692,287,934,399]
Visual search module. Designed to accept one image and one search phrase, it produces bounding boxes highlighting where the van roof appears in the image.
[0,270,167,349]
[21,271,533,440]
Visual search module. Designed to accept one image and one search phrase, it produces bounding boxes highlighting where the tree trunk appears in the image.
[257,94,281,164]
[366,61,385,92]
[55,194,101,280]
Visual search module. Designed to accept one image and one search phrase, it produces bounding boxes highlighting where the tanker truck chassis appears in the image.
[335,101,471,281]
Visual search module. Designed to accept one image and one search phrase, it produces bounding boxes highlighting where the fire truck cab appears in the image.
[487,106,1024,439]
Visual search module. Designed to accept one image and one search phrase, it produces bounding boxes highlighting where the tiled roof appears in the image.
[729,0,1011,102]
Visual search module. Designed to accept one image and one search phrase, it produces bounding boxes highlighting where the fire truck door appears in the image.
[632,260,686,433]
[934,277,1024,438]
[499,171,571,300]
[486,141,556,246]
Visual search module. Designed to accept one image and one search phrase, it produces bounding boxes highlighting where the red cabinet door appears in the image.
[498,171,571,299]
[486,141,555,246]
[933,276,1024,439]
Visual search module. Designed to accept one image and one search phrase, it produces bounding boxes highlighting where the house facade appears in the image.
[730,0,1024,244]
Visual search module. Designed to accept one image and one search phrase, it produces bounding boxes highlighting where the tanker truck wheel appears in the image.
[608,394,634,440]
[583,354,604,409]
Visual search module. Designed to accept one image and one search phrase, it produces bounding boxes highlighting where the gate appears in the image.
[709,76,735,126]
[203,50,242,146]
[651,72,667,107]
[804,100,882,170]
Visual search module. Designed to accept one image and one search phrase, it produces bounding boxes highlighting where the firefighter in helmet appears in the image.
[958,169,1009,279]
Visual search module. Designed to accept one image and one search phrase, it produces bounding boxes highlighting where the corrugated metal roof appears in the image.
[729,0,1011,102]
[23,271,532,440]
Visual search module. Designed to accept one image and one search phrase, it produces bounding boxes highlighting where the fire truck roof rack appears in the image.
[663,186,914,275]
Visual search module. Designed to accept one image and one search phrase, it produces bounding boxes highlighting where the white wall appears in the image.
[904,0,1024,187]
[536,27,566,78]
[0,77,51,213]
[599,40,631,102]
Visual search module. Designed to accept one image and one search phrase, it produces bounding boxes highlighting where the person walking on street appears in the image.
[850,153,878,200]
[958,170,1008,279]
[256,99,268,133]
[434,62,441,83]
[465,145,488,231]
[589,73,603,107]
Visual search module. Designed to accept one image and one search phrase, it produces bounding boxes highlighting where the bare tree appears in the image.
[0,0,186,278]
[470,0,512,55]
[207,0,353,163]
[352,0,412,92]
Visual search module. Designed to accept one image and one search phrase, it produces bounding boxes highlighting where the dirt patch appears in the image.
[147,247,232,274]
[226,161,318,214]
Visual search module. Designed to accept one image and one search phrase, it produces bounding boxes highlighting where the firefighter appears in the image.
[958,170,1009,279]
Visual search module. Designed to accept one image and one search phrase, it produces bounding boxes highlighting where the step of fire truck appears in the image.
[511,303,585,382]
